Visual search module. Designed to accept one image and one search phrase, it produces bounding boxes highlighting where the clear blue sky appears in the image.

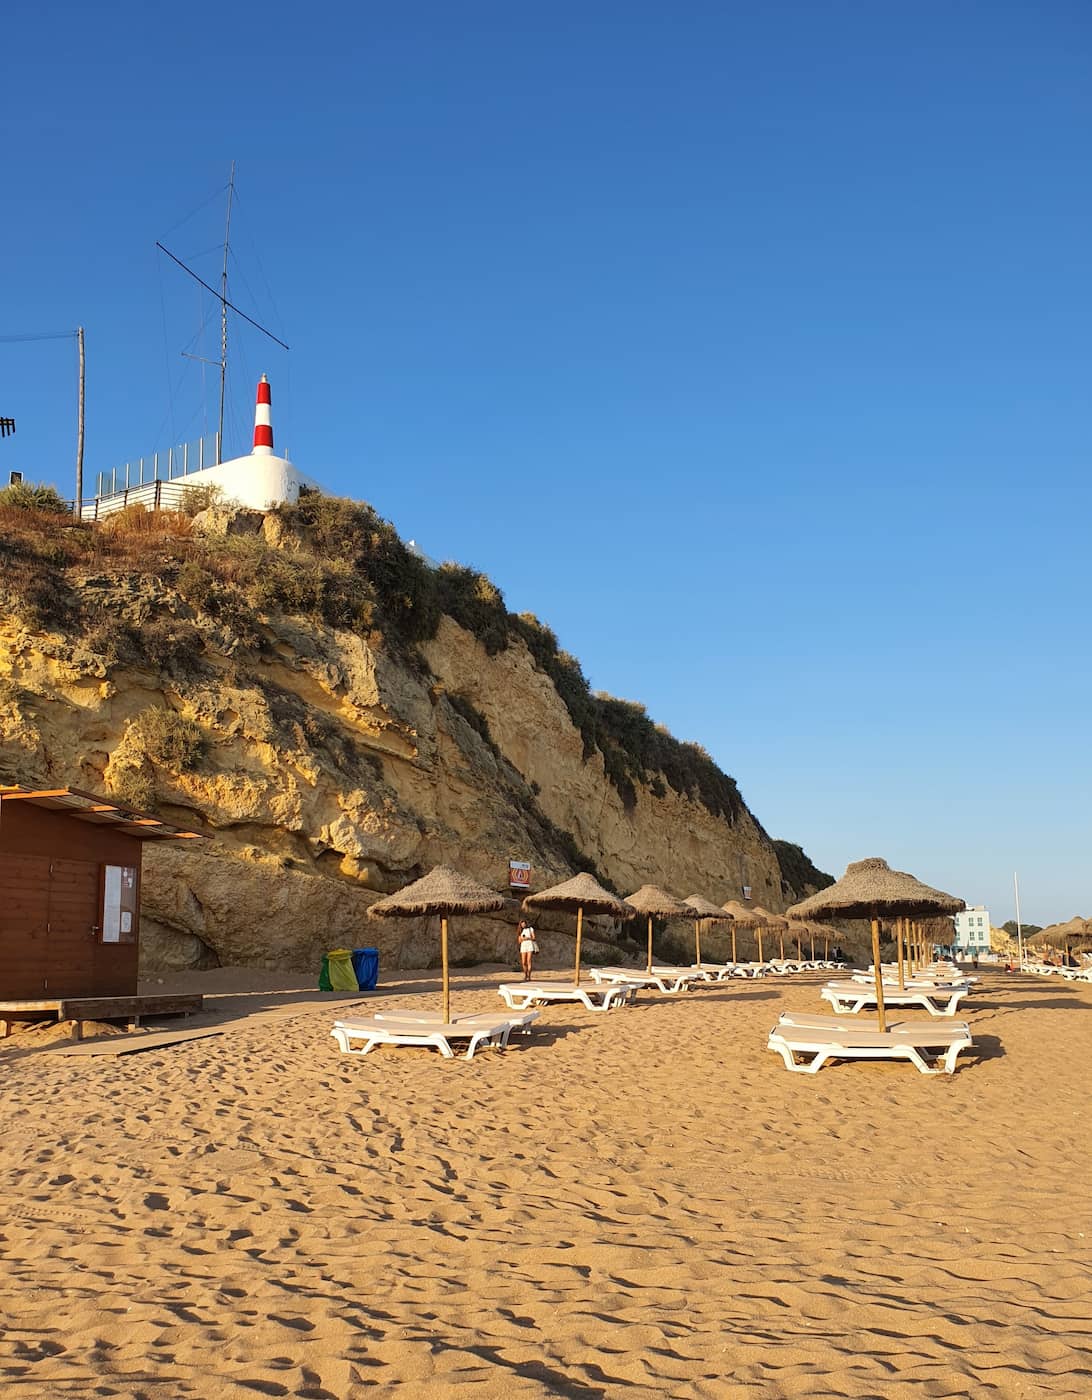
[3,2,1089,924]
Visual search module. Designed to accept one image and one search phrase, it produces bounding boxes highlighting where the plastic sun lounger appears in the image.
[497,981,634,1012]
[375,1008,540,1036]
[820,983,971,1017]
[590,966,699,994]
[778,1010,971,1036]
[767,1022,974,1075]
[708,962,766,981]
[330,1015,515,1061]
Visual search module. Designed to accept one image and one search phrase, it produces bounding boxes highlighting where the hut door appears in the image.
[44,858,100,996]
[0,853,51,998]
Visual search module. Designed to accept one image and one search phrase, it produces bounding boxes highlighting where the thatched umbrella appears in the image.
[1029,917,1092,964]
[723,900,766,962]
[788,858,964,1032]
[751,904,788,960]
[368,865,504,1022]
[684,895,734,969]
[625,885,695,973]
[523,872,632,986]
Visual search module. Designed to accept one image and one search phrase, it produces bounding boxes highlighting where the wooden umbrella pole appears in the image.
[441,917,451,1023]
[731,926,737,963]
[896,916,905,989]
[779,931,784,960]
[810,932,815,960]
[824,933,829,960]
[694,919,702,969]
[573,905,584,986]
[871,915,887,1032]
[646,915,654,974]
[757,927,763,963]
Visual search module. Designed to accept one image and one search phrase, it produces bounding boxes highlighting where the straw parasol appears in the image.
[751,904,788,960]
[723,900,766,962]
[625,885,695,973]
[684,895,734,969]
[1028,917,1092,963]
[788,857,964,1032]
[523,872,632,986]
[368,865,505,1022]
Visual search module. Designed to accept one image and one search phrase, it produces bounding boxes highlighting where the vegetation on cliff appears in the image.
[771,840,834,901]
[0,488,825,900]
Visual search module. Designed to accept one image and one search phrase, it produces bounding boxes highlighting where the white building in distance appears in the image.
[951,905,991,957]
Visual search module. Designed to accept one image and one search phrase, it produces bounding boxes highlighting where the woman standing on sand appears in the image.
[517,919,539,981]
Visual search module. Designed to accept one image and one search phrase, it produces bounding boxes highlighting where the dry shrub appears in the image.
[99,505,194,540]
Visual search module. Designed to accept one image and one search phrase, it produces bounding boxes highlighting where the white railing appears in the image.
[95,432,221,500]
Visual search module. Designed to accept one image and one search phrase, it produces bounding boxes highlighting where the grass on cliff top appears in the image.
[0,490,747,825]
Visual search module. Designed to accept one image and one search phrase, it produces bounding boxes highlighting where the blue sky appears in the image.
[2,2,1089,923]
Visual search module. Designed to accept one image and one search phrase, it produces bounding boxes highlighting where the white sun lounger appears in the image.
[590,966,700,994]
[778,1010,971,1036]
[706,961,767,980]
[768,1022,974,1075]
[331,1014,517,1061]
[375,1009,540,1036]
[497,981,634,1012]
[820,982,970,1017]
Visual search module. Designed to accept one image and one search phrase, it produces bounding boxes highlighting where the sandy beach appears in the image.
[1,967,1089,1398]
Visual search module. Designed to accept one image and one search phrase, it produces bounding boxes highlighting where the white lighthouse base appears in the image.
[171,452,320,510]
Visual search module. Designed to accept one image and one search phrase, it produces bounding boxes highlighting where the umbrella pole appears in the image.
[731,926,737,963]
[810,932,815,960]
[694,919,702,969]
[824,933,829,960]
[441,917,451,1023]
[896,917,905,990]
[573,905,584,986]
[871,915,887,1032]
[779,931,784,960]
[757,927,763,962]
[647,914,653,974]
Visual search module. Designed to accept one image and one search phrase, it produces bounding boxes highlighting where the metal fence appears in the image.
[95,432,221,499]
[77,478,203,520]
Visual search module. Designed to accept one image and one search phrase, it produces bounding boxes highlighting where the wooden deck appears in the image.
[0,993,203,1039]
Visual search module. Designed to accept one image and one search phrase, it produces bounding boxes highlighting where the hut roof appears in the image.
[523,872,630,916]
[684,895,734,921]
[367,865,505,918]
[0,783,202,841]
[786,857,964,922]
[749,903,788,929]
[721,900,764,925]
[1028,917,1092,945]
[624,885,693,920]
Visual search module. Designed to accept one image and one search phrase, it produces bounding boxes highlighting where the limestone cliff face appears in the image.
[0,503,807,974]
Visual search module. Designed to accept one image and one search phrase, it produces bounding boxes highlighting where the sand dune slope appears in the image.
[1,970,1089,1397]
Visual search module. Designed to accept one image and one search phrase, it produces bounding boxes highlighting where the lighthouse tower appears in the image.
[157,375,319,511]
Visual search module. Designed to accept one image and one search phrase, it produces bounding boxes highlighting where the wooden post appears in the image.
[810,931,815,960]
[871,915,887,1033]
[731,925,737,964]
[757,927,764,963]
[441,917,450,1023]
[779,931,784,960]
[573,905,584,986]
[646,915,654,974]
[824,933,829,961]
[694,919,702,970]
[896,916,905,989]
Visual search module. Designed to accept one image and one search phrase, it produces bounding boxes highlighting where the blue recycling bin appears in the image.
[351,947,379,992]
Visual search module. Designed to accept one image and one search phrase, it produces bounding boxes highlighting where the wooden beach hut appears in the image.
[0,784,203,1033]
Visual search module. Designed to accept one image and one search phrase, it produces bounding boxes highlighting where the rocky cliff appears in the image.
[0,493,831,972]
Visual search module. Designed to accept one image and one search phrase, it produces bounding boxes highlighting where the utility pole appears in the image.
[217,161,236,463]
[75,326,85,514]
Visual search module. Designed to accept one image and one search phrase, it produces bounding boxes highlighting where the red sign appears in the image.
[509,860,531,890]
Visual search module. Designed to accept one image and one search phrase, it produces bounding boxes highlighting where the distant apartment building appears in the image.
[952,905,991,956]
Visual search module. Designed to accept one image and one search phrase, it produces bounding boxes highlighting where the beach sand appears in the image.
[0,967,1089,1398]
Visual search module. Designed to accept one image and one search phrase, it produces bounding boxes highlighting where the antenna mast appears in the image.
[218,161,235,464]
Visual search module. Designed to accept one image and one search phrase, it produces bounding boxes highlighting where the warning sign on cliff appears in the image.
[509,860,531,890]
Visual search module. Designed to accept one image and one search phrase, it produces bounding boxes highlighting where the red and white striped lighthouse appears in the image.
[252,374,274,456]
